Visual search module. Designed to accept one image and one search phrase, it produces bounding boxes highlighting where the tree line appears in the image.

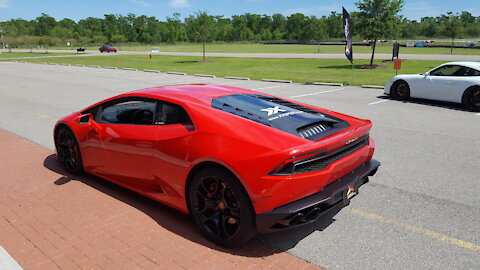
[0,10,479,47]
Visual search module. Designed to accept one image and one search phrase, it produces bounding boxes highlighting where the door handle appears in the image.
[136,141,153,148]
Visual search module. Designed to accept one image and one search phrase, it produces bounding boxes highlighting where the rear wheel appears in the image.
[55,127,84,175]
[462,87,480,111]
[390,80,410,100]
[188,167,256,247]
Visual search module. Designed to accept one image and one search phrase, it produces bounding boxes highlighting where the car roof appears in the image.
[438,61,480,71]
[127,84,258,105]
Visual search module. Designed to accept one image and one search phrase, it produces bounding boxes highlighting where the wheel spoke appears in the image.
[193,175,242,240]
[195,191,217,214]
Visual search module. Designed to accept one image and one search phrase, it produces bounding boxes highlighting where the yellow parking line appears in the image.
[0,103,56,120]
[345,207,480,252]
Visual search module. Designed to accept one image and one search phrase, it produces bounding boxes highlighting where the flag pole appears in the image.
[351,63,354,85]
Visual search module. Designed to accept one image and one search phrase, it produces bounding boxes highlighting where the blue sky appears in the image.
[0,0,479,22]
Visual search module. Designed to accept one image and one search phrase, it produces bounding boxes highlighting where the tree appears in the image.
[34,13,56,36]
[355,0,404,66]
[186,11,215,61]
[440,12,463,53]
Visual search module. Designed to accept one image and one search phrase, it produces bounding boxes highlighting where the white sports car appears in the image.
[384,62,480,111]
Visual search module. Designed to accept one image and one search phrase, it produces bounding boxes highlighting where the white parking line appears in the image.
[369,100,389,105]
[289,88,345,98]
[251,85,286,91]
[476,113,480,116]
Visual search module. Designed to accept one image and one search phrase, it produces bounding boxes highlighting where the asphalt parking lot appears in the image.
[1,62,479,269]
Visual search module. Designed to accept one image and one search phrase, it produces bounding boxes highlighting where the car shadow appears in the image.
[378,95,475,112]
[44,154,341,253]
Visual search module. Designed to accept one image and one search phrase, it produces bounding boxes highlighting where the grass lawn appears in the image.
[51,43,480,55]
[0,52,77,58]
[17,54,449,85]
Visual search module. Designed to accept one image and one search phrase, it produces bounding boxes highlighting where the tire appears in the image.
[462,87,480,111]
[188,167,256,247]
[55,127,84,175]
[390,80,410,100]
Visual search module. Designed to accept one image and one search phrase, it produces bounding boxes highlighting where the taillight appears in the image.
[269,149,326,176]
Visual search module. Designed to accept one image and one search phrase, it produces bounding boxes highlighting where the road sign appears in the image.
[394,59,402,70]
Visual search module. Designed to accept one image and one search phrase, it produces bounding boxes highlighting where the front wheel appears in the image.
[390,80,410,100]
[55,127,84,175]
[188,167,256,247]
[462,87,480,111]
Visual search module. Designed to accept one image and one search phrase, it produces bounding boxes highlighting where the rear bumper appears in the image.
[256,159,380,233]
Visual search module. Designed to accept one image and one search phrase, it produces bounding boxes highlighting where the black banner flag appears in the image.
[342,7,353,64]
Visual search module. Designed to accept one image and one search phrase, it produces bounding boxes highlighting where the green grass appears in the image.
[0,52,77,58]
[16,54,449,86]
[51,43,480,55]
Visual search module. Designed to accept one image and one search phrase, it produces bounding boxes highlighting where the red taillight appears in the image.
[269,149,326,176]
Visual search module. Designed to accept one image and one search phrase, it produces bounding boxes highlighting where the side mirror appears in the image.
[421,73,428,78]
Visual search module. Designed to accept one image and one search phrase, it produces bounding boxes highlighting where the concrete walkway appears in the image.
[0,128,320,270]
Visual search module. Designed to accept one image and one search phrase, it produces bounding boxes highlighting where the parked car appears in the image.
[385,62,480,111]
[54,84,380,246]
[99,45,117,53]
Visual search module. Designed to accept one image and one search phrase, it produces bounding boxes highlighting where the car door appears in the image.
[148,101,196,198]
[94,97,158,187]
[417,65,463,101]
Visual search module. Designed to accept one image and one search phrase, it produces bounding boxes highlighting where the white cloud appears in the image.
[130,0,150,7]
[169,0,190,8]
[0,0,12,8]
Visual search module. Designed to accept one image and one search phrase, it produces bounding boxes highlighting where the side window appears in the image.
[430,65,462,76]
[98,98,157,125]
[156,102,192,125]
[464,68,480,76]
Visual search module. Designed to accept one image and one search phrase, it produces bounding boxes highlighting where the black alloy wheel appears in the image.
[55,127,84,175]
[462,87,480,111]
[188,167,256,247]
[391,80,410,100]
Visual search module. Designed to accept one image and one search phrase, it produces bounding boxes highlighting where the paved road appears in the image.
[1,62,479,270]
[3,49,480,61]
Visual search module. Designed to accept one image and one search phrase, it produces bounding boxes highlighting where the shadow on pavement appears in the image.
[43,154,292,257]
[44,154,342,254]
[378,95,476,112]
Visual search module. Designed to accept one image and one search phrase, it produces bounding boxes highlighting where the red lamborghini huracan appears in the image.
[54,84,380,246]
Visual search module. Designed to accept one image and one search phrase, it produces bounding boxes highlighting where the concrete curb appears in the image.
[224,76,250,80]
[361,85,384,89]
[142,69,161,73]
[87,65,100,68]
[0,246,23,270]
[122,68,138,71]
[308,82,344,87]
[102,66,118,69]
[167,71,187,75]
[261,79,292,83]
[194,74,216,78]
[72,64,85,67]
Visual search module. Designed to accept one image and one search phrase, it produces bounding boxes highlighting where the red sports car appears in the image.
[54,84,379,246]
[99,45,117,53]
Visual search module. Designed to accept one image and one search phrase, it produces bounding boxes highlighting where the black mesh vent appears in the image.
[293,138,369,174]
[255,96,322,114]
[215,102,271,126]
[297,122,333,139]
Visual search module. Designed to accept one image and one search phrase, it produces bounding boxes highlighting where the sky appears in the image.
[0,0,479,22]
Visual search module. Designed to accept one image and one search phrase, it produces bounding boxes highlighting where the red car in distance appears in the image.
[54,84,379,246]
[99,45,117,53]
